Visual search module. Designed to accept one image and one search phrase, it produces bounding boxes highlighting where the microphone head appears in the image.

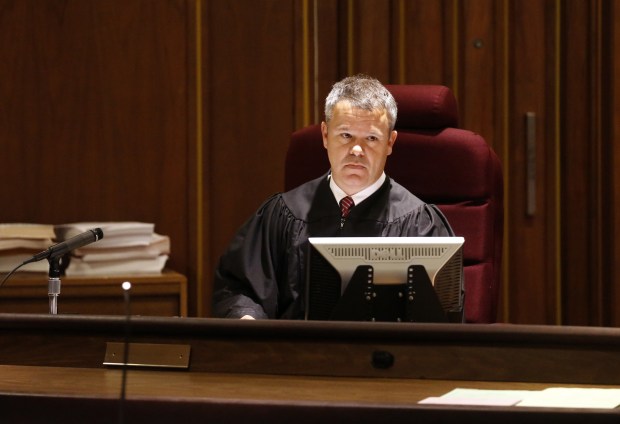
[93,228,104,240]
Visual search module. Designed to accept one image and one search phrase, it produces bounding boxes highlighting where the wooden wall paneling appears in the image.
[491,0,510,321]
[458,0,497,141]
[202,0,299,315]
[560,0,606,326]
[313,1,341,124]
[459,0,505,323]
[504,0,559,324]
[560,0,593,325]
[296,0,340,128]
[295,0,311,129]
[611,0,620,327]
[587,0,612,327]
[0,1,192,309]
[441,0,459,90]
[592,0,612,326]
[599,0,615,327]
[542,0,563,325]
[337,0,350,77]
[397,0,449,85]
[187,0,204,316]
[346,0,392,81]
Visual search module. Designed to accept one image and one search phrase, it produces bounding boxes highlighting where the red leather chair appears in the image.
[284,85,503,323]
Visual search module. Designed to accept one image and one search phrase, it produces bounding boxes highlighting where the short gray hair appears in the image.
[324,74,398,131]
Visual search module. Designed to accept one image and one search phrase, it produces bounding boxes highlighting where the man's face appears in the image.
[321,101,397,195]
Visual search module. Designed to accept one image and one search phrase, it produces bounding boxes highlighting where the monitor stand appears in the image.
[330,265,448,323]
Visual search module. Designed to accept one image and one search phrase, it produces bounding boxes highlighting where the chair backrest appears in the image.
[284,85,504,323]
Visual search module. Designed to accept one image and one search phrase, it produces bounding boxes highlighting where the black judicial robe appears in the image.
[212,174,454,319]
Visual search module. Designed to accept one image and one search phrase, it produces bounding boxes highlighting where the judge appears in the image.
[212,74,454,319]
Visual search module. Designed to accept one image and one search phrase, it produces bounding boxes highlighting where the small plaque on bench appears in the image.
[103,342,191,369]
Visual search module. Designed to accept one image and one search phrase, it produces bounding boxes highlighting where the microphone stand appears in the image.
[47,257,61,315]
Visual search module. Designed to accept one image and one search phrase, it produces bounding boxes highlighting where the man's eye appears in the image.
[340,133,352,139]
[367,136,378,142]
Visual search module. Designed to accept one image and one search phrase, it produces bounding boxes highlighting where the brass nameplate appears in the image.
[103,342,191,369]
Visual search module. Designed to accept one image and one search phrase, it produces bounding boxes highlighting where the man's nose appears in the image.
[350,145,363,156]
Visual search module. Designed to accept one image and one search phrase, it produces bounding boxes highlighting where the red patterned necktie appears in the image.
[339,196,355,218]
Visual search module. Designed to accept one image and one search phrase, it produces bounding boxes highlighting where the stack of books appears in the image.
[0,223,56,273]
[55,222,170,276]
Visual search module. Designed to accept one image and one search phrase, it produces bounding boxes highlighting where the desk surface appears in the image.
[1,365,619,423]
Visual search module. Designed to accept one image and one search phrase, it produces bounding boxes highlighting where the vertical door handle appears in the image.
[525,112,536,217]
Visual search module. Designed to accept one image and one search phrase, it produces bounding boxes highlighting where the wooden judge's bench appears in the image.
[1,313,620,423]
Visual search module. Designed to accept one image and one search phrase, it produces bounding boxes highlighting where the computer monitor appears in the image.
[305,237,464,323]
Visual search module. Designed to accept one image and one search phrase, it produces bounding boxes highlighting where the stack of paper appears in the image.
[419,387,620,409]
[55,222,170,276]
[0,223,56,273]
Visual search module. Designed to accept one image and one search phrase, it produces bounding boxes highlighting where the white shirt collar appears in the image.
[329,172,386,206]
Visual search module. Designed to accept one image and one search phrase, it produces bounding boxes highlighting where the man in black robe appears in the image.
[213,74,454,319]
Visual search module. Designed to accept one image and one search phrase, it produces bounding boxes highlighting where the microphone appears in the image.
[25,228,104,264]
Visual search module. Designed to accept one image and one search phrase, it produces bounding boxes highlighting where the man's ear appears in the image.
[321,122,329,149]
[386,130,397,155]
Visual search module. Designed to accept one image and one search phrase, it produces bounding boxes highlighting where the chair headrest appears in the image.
[385,85,459,129]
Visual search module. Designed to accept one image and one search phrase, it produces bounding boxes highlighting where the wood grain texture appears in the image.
[0,0,191,301]
[0,1,618,325]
